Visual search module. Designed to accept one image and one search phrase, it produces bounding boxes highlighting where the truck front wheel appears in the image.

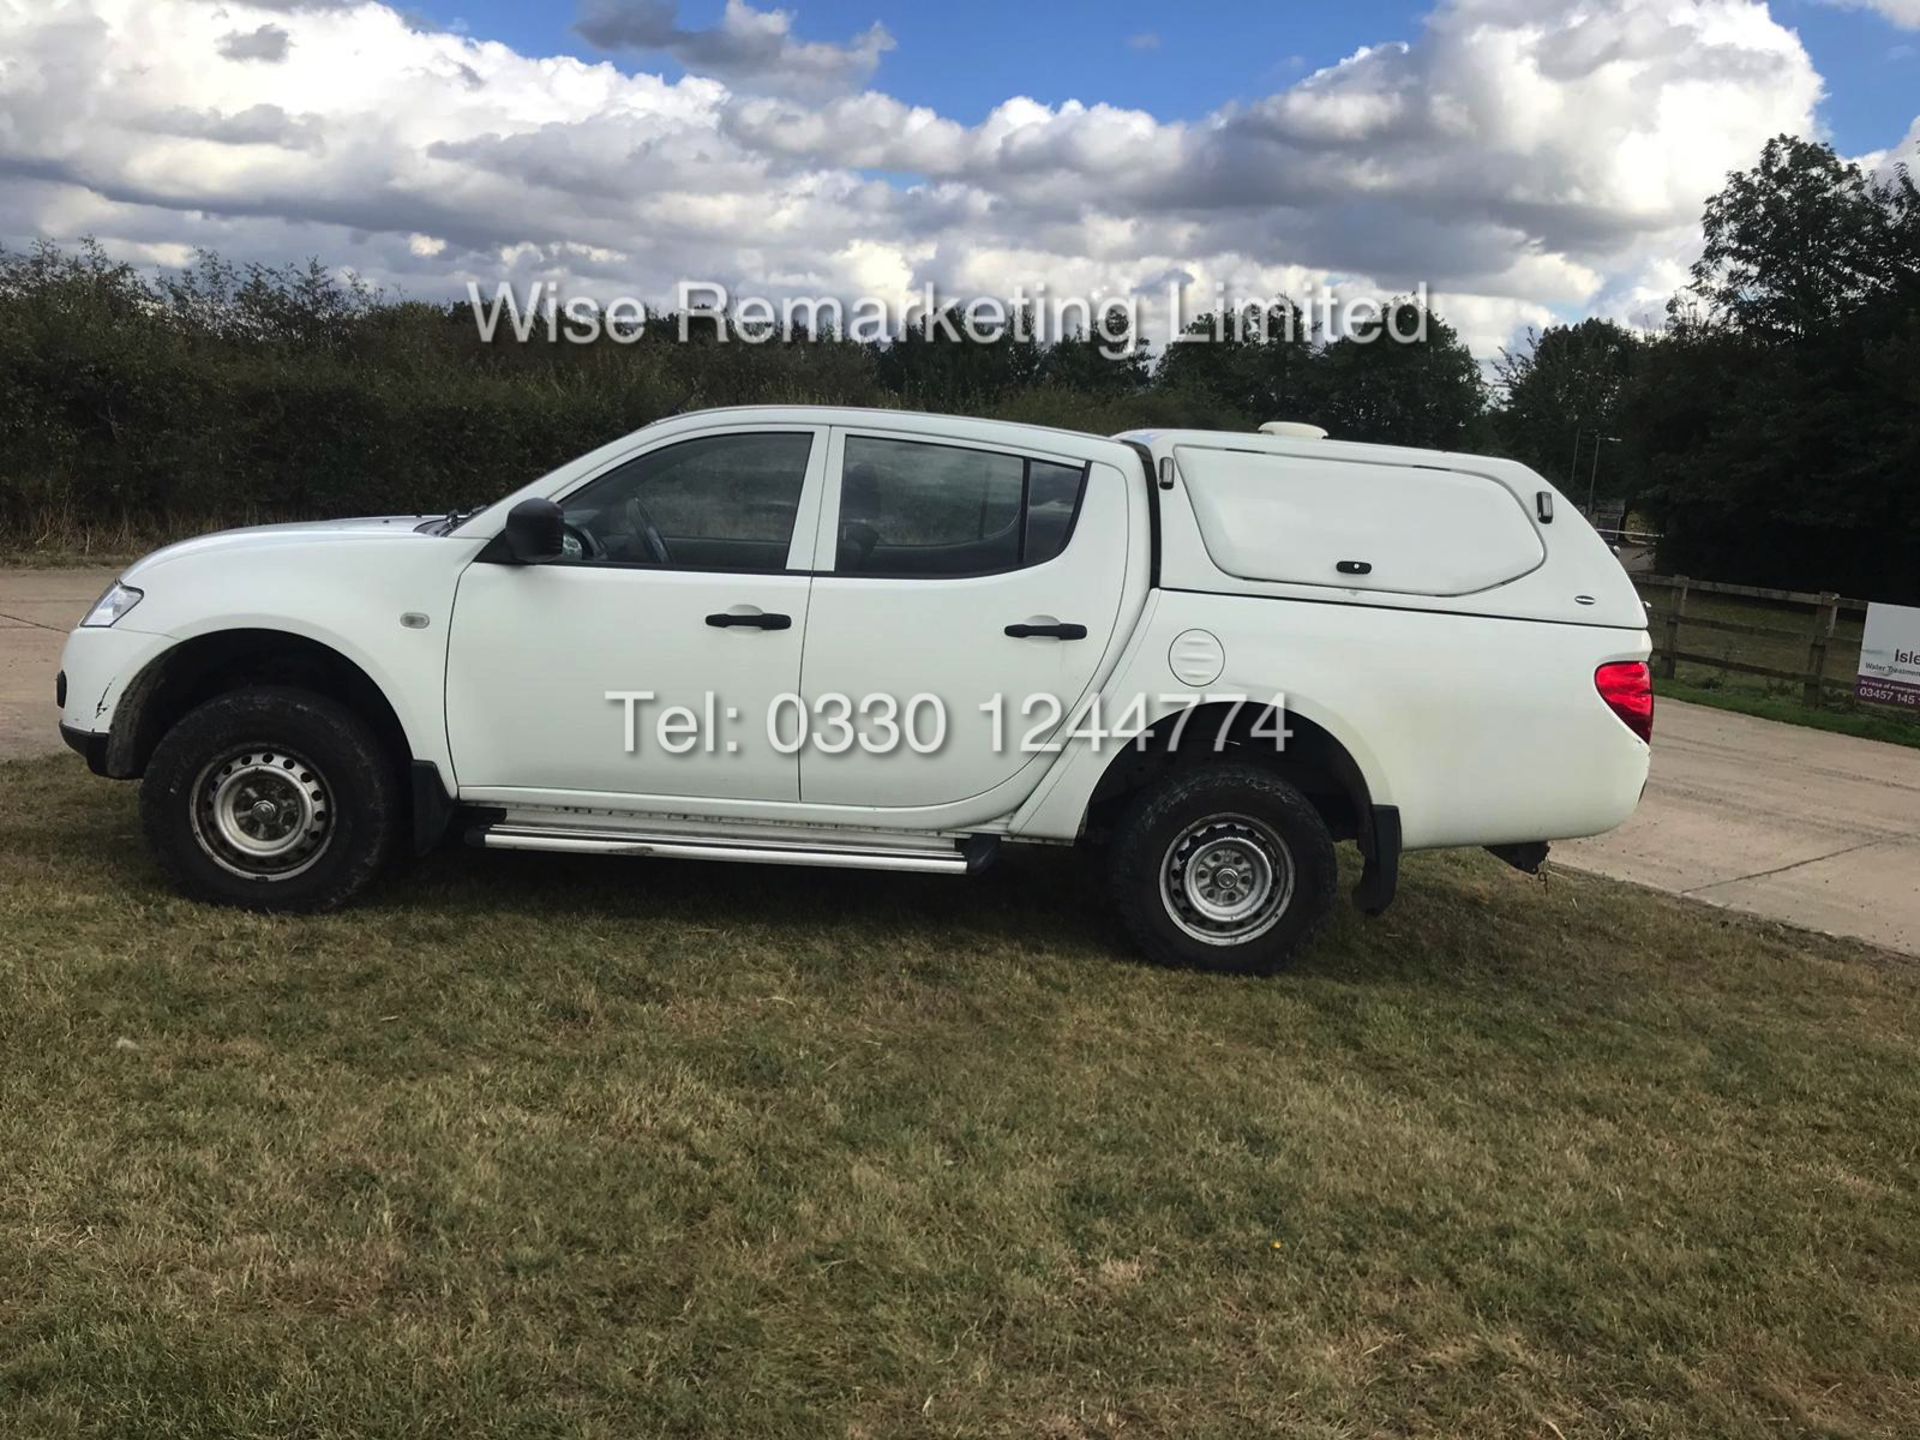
[1108,764,1338,975]
[140,685,400,913]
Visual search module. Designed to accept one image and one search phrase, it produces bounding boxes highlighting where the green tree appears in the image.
[1154,300,1316,422]
[1493,318,1646,512]
[1038,304,1149,395]
[874,304,1042,403]
[1631,138,1920,600]
[1304,301,1484,450]
[1690,135,1908,342]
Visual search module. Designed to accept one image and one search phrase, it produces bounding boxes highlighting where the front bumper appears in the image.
[57,624,172,735]
[56,624,176,778]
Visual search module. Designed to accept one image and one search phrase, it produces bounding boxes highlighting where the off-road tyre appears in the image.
[1107,763,1338,976]
[140,685,400,913]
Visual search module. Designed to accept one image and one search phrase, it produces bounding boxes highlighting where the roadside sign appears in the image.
[1857,602,1920,709]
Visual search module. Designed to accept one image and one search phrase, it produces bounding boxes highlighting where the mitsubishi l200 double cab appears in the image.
[58,407,1652,974]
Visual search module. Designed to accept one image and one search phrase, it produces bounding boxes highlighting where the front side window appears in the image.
[560,432,813,571]
[835,436,1089,577]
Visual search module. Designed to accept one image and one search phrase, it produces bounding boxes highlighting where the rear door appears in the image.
[796,427,1130,809]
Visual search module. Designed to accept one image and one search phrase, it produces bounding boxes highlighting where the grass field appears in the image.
[1650,588,1868,688]
[4,756,1920,1438]
[1639,581,1920,748]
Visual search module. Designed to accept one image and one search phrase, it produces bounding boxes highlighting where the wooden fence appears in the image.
[1636,574,1866,706]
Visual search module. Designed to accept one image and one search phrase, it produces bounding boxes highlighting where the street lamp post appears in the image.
[1586,435,1621,516]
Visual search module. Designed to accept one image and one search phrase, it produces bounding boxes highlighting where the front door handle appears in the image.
[706,611,792,631]
[1004,621,1088,640]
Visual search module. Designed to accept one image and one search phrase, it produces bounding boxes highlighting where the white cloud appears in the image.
[138,103,325,152]
[0,0,1849,360]
[574,0,894,97]
[1828,0,1920,27]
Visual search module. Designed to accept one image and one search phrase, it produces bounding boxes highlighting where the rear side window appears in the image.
[835,436,1089,577]
[1024,459,1085,565]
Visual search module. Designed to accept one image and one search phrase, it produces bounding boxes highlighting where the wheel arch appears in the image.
[1085,700,1369,838]
[105,628,413,781]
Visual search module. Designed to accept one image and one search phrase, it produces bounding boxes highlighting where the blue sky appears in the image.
[432,0,1918,159]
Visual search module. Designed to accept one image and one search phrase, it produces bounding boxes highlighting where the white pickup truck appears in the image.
[58,406,1652,974]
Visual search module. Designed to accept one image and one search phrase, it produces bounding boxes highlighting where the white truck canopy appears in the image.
[1117,428,1644,630]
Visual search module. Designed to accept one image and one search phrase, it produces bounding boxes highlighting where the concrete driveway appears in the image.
[0,567,114,760]
[1557,699,1920,958]
[4,566,1916,955]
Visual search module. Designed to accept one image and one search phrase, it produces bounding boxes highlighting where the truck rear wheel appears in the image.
[1108,764,1337,975]
[140,685,399,913]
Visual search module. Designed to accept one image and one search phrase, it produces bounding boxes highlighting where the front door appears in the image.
[798,428,1131,810]
[446,426,827,805]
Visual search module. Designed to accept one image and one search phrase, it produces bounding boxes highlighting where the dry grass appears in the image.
[0,511,223,570]
[3,756,1919,1438]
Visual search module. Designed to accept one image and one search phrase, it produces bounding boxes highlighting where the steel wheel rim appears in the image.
[1162,814,1294,946]
[191,748,332,881]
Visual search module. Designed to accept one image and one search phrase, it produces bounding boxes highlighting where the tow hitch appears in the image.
[1486,841,1551,875]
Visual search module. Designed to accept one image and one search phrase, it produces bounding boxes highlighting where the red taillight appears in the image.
[1595,661,1654,743]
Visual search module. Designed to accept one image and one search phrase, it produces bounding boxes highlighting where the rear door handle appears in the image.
[706,611,792,630]
[1004,622,1088,640]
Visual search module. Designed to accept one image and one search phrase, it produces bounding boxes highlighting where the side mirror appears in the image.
[502,498,566,564]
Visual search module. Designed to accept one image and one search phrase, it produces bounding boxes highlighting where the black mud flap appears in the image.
[410,761,461,856]
[1486,841,1551,875]
[1353,805,1401,916]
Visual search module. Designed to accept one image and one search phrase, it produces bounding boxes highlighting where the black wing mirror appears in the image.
[502,498,566,564]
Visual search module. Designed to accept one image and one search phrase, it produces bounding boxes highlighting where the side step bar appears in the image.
[472,821,995,876]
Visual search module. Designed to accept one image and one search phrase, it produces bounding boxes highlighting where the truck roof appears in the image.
[638,404,1127,454]
[643,407,1534,483]
[1112,427,1521,477]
